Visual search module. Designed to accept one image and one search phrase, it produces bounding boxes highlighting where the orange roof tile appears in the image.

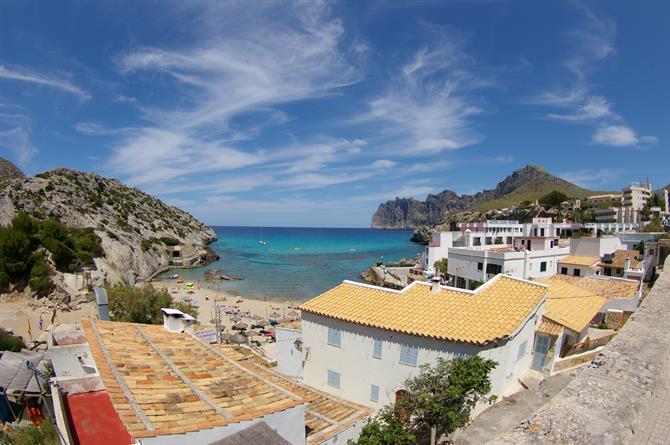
[299,275,548,345]
[81,319,304,439]
[536,317,563,336]
[536,277,607,333]
[547,275,639,300]
[558,255,600,268]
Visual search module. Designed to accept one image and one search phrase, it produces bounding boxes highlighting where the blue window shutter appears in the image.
[400,345,417,366]
[373,339,382,358]
[370,384,379,402]
[327,370,340,388]
[328,327,341,347]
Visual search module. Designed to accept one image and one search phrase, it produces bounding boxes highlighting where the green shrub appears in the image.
[3,421,59,445]
[159,236,180,246]
[107,284,173,324]
[29,254,53,296]
[0,330,25,352]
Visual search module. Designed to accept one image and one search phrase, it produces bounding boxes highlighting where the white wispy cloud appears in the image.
[591,125,658,147]
[559,167,624,189]
[527,5,657,146]
[0,127,38,165]
[0,65,90,101]
[73,121,130,136]
[354,30,487,154]
[109,0,370,194]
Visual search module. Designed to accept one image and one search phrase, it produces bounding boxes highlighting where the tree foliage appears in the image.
[0,330,25,352]
[0,213,104,293]
[401,356,497,440]
[351,356,498,444]
[349,407,416,445]
[107,284,198,324]
[433,259,448,277]
[539,190,569,208]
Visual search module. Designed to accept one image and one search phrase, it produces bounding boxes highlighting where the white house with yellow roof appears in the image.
[531,277,608,374]
[299,275,549,410]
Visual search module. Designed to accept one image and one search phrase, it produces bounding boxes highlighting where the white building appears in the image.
[623,182,652,211]
[421,218,575,276]
[586,194,623,209]
[299,276,549,411]
[447,235,569,290]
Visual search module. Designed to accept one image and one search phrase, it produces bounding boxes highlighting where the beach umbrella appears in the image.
[233,322,248,330]
[278,317,293,324]
[230,316,241,323]
[243,330,254,337]
[251,314,263,321]
[230,333,248,345]
[254,320,267,327]
[219,332,232,342]
[288,310,300,317]
[269,312,281,319]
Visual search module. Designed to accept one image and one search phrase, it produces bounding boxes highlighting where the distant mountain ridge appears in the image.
[371,165,597,229]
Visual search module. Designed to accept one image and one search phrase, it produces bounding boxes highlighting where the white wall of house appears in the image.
[556,263,597,278]
[569,237,623,257]
[301,301,544,412]
[139,404,307,445]
[276,327,304,379]
[447,246,568,288]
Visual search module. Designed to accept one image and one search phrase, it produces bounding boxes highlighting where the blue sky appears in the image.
[0,0,668,227]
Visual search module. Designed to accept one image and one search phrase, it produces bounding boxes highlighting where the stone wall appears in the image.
[492,256,670,444]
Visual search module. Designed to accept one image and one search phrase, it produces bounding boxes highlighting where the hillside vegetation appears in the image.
[371,165,602,229]
[0,157,217,301]
[472,177,598,211]
[0,213,103,296]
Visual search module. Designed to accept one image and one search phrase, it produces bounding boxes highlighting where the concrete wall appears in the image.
[302,301,544,410]
[139,403,306,445]
[569,236,623,256]
[276,327,303,379]
[495,256,670,444]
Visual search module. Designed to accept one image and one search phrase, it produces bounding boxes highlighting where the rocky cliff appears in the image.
[0,157,25,182]
[0,163,217,288]
[371,165,593,229]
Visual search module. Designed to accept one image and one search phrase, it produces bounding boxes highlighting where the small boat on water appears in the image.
[169,274,180,279]
[258,227,267,245]
[176,278,184,284]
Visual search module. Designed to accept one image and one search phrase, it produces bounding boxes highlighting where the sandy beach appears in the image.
[0,279,302,345]
[152,278,302,335]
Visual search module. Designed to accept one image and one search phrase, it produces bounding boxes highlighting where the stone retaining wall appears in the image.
[492,257,670,444]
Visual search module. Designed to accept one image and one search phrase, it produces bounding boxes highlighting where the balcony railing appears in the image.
[560,333,617,358]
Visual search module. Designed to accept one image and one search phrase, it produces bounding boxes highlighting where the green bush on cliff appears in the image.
[0,213,104,292]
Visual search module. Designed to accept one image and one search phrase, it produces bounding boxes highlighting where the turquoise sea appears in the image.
[160,226,422,301]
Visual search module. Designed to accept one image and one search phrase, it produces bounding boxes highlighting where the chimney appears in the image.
[431,277,441,293]
[624,257,631,271]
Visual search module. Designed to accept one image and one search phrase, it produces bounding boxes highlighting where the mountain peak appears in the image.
[371,164,595,229]
[0,157,25,182]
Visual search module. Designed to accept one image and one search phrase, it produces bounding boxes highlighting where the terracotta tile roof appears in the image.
[547,275,639,300]
[536,317,563,337]
[299,275,548,345]
[536,277,607,333]
[80,319,304,439]
[212,345,372,444]
[558,255,600,268]
[602,250,643,269]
